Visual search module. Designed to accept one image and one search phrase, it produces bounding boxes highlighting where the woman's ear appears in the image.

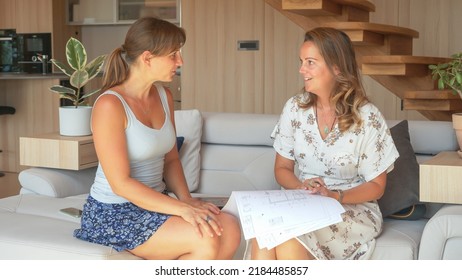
[140,50,153,65]
[332,65,340,76]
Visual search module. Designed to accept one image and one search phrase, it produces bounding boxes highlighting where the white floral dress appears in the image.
[245,94,399,260]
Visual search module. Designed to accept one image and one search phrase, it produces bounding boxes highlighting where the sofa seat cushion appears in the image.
[371,218,428,260]
[0,212,139,260]
[0,194,87,222]
[0,194,140,260]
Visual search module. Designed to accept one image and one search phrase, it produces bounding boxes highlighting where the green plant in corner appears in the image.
[49,37,106,107]
[429,52,462,100]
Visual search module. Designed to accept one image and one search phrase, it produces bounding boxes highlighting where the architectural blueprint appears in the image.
[222,189,345,249]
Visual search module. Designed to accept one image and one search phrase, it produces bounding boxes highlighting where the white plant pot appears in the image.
[59,106,92,136]
[452,112,462,158]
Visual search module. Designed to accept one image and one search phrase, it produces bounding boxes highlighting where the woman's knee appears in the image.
[193,233,221,258]
[219,213,241,240]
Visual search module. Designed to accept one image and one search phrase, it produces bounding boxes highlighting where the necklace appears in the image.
[139,103,151,115]
[136,98,151,115]
[315,104,336,135]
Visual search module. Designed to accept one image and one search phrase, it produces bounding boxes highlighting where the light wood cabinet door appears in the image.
[14,0,54,33]
[0,0,16,29]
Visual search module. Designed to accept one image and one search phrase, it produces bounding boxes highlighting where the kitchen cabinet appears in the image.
[0,0,81,64]
[66,0,180,25]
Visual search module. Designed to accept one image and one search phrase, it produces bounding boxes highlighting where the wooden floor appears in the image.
[0,172,21,199]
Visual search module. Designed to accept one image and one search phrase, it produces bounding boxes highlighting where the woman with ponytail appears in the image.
[74,17,240,260]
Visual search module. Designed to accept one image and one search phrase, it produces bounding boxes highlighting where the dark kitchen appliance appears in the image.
[17,32,52,73]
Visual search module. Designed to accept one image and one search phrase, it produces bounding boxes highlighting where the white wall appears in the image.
[81,25,130,59]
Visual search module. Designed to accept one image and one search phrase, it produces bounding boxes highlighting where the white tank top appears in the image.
[90,84,176,203]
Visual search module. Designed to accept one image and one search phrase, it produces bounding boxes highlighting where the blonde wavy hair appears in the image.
[297,27,369,132]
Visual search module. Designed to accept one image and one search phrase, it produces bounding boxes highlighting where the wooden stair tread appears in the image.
[361,55,452,75]
[362,55,451,64]
[403,90,462,111]
[404,90,460,100]
[331,0,375,12]
[282,0,375,16]
[403,99,462,111]
[322,22,419,38]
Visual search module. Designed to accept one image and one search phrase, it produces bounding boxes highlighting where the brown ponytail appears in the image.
[101,47,129,92]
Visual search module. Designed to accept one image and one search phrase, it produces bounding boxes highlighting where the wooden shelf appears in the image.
[19,133,97,170]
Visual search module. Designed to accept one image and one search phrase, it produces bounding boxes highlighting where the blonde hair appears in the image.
[101,17,186,92]
[298,27,368,132]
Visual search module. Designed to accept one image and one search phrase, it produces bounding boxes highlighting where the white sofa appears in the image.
[0,110,461,260]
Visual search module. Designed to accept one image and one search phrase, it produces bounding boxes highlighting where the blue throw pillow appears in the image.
[176,136,184,151]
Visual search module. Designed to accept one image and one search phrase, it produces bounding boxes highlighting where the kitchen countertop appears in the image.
[0,73,68,80]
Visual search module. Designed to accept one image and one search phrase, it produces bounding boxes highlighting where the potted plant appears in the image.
[49,37,106,136]
[429,52,462,156]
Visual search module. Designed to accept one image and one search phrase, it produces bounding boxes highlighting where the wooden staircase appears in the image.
[265,0,460,121]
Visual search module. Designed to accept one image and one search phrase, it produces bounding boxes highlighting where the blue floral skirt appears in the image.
[74,196,170,252]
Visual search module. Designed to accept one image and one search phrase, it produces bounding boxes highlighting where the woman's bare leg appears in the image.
[215,212,241,259]
[129,212,240,260]
[250,238,276,260]
[250,238,314,260]
[275,238,314,260]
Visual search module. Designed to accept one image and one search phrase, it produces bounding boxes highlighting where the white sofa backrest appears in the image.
[196,112,281,195]
[387,120,457,163]
[18,112,458,199]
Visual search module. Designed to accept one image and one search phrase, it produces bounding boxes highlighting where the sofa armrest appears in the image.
[419,204,462,259]
[18,167,96,198]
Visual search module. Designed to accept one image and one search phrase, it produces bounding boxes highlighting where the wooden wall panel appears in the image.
[263,4,305,114]
[0,0,16,29]
[14,0,54,33]
[410,0,462,57]
[0,79,60,173]
[181,0,266,113]
[181,0,305,114]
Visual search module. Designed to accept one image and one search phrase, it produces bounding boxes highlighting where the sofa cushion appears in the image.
[0,194,141,260]
[18,167,96,198]
[378,120,420,217]
[174,109,202,192]
[371,218,427,260]
[201,112,278,146]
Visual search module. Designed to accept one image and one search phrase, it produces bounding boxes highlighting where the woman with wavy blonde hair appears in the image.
[247,27,399,260]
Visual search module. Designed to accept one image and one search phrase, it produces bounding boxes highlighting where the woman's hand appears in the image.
[183,197,221,215]
[179,198,223,238]
[301,177,331,196]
